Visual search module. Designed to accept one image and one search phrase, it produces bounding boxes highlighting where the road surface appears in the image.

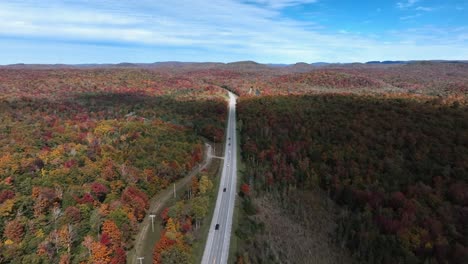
[202,92,238,264]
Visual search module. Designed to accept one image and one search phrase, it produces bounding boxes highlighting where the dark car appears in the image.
[223,188,226,192]
[229,137,231,140]
[215,224,220,230]
[228,143,231,146]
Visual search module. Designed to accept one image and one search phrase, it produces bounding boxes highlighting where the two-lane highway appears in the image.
[202,92,238,264]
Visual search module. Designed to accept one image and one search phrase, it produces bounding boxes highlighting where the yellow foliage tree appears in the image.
[0,153,19,175]
[0,199,15,217]
[166,217,178,240]
[199,175,213,194]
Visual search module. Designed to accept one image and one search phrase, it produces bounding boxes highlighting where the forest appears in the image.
[215,62,468,99]
[152,173,215,263]
[0,62,467,264]
[0,68,226,263]
[236,94,467,263]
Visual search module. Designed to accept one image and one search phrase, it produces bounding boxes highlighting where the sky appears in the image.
[0,0,467,64]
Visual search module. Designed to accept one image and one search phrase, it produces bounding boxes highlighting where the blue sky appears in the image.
[0,0,467,64]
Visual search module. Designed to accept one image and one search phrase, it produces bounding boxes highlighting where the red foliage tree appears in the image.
[241,183,250,197]
[160,207,169,222]
[121,186,149,221]
[153,232,176,264]
[0,189,15,204]
[110,246,126,264]
[76,193,94,204]
[63,159,77,168]
[100,233,111,246]
[181,217,192,233]
[91,182,109,202]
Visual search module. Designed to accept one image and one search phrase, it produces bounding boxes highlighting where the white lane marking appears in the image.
[202,92,237,264]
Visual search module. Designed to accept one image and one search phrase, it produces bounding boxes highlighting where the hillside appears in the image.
[235,94,467,264]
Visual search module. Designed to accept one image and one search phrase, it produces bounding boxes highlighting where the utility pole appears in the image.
[137,257,144,264]
[149,214,155,232]
[213,136,216,156]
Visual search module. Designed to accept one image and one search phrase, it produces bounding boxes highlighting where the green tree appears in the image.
[161,246,191,264]
[191,196,208,229]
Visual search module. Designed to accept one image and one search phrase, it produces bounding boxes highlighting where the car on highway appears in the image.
[223,187,226,192]
[215,224,220,230]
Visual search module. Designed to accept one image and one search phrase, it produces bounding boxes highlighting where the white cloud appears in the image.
[400,13,421,20]
[0,0,466,63]
[397,0,419,9]
[415,6,434,11]
[245,0,317,9]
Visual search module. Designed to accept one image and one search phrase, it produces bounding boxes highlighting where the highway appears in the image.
[202,92,238,264]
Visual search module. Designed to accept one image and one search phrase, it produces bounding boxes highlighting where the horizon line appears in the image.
[1,59,467,67]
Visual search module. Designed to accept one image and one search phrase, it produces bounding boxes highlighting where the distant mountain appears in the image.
[2,60,466,70]
[292,62,309,67]
[287,62,315,72]
[116,62,139,67]
[366,61,406,64]
[2,63,74,69]
[310,62,331,67]
[223,61,269,70]
[266,63,289,67]
[151,61,193,67]
[226,60,261,66]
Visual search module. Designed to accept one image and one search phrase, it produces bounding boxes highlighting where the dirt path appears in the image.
[127,142,214,264]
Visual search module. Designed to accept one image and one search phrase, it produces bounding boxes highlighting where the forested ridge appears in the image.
[236,94,467,264]
[215,62,468,98]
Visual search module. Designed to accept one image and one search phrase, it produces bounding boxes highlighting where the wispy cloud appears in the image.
[0,0,466,63]
[415,6,434,11]
[245,0,317,8]
[397,0,419,9]
[400,13,422,20]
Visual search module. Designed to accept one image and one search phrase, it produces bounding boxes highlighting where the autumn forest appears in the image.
[0,61,467,264]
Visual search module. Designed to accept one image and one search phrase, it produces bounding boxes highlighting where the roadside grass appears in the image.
[192,154,223,263]
[131,203,164,263]
[126,142,218,264]
[194,95,230,263]
[227,122,244,264]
